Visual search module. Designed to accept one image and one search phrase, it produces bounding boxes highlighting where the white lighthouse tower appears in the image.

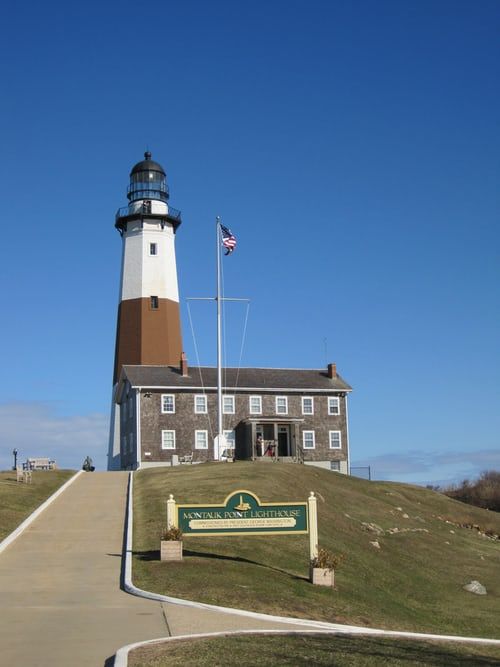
[108,152,183,470]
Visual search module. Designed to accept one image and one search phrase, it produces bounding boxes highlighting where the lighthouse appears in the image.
[108,152,183,470]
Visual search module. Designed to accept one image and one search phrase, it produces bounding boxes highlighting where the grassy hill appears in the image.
[0,470,75,541]
[132,463,500,640]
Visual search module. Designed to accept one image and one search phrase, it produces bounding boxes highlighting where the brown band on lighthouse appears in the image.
[113,297,183,383]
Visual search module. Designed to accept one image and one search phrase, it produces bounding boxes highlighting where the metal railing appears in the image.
[115,205,182,223]
[350,466,371,480]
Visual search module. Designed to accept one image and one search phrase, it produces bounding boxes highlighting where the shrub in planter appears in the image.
[160,526,183,561]
[310,547,344,587]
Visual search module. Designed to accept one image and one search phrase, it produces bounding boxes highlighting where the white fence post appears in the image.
[308,491,318,561]
[167,494,177,529]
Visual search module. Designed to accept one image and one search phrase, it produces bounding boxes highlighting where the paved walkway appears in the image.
[0,472,312,666]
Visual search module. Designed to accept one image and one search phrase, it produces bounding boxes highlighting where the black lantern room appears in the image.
[127,151,169,203]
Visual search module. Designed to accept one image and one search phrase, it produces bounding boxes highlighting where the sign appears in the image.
[176,489,308,536]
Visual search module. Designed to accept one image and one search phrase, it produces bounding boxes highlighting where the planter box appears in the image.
[310,566,334,587]
[160,540,183,562]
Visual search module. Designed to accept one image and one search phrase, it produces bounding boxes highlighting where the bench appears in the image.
[16,466,32,483]
[179,454,193,464]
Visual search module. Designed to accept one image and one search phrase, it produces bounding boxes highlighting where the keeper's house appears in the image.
[115,360,352,472]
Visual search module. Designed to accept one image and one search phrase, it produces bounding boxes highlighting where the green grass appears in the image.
[129,634,500,666]
[0,469,75,541]
[132,463,500,638]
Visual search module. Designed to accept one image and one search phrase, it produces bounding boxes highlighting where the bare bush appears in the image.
[443,470,500,512]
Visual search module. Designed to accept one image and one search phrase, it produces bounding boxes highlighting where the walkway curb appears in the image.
[117,471,500,665]
[0,470,83,555]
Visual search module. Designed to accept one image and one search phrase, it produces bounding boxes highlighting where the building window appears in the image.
[223,429,235,448]
[329,431,342,449]
[149,242,158,256]
[249,395,262,414]
[303,430,315,449]
[161,394,175,414]
[128,433,134,454]
[223,395,235,414]
[330,460,341,472]
[276,396,288,415]
[302,397,314,415]
[150,296,159,310]
[194,394,207,414]
[328,397,340,415]
[161,430,176,449]
[195,430,208,449]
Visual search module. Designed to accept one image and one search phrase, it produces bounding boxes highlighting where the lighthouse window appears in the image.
[149,243,157,256]
[150,296,159,309]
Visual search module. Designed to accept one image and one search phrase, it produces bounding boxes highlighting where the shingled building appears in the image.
[115,361,352,472]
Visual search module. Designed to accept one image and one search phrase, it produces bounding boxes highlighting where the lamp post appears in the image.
[12,448,18,471]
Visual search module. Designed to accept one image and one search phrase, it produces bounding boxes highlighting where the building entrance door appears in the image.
[278,425,290,456]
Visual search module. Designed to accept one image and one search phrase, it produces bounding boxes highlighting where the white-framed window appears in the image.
[149,242,158,256]
[329,431,342,449]
[223,429,235,448]
[276,396,288,415]
[330,460,341,471]
[195,430,208,449]
[302,396,314,415]
[161,430,176,449]
[223,395,235,414]
[194,394,207,414]
[328,397,340,415]
[249,395,262,414]
[161,394,175,414]
[303,430,315,449]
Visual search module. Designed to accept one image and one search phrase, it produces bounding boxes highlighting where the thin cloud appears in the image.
[0,402,108,471]
[352,447,500,485]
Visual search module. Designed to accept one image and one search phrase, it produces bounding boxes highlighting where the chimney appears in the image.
[327,362,337,379]
[180,352,189,377]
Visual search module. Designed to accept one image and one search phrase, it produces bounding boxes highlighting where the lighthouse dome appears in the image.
[127,151,169,202]
[130,151,166,177]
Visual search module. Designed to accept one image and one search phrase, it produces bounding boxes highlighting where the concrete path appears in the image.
[0,473,168,666]
[0,472,315,666]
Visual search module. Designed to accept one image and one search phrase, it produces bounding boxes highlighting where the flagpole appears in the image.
[215,216,223,461]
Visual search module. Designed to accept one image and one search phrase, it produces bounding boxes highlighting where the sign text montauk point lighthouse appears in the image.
[108,152,184,470]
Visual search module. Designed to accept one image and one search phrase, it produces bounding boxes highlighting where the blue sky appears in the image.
[0,0,498,484]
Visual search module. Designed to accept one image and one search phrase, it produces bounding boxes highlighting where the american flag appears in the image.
[220,224,237,255]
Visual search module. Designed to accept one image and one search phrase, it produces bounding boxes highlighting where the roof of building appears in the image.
[119,365,352,394]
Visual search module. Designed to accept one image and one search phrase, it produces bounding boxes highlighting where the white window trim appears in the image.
[276,396,288,415]
[302,430,315,449]
[161,430,176,450]
[149,242,158,256]
[328,396,340,415]
[194,394,207,414]
[161,394,175,414]
[223,395,235,414]
[195,429,208,449]
[302,396,314,415]
[249,395,262,414]
[329,430,342,449]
